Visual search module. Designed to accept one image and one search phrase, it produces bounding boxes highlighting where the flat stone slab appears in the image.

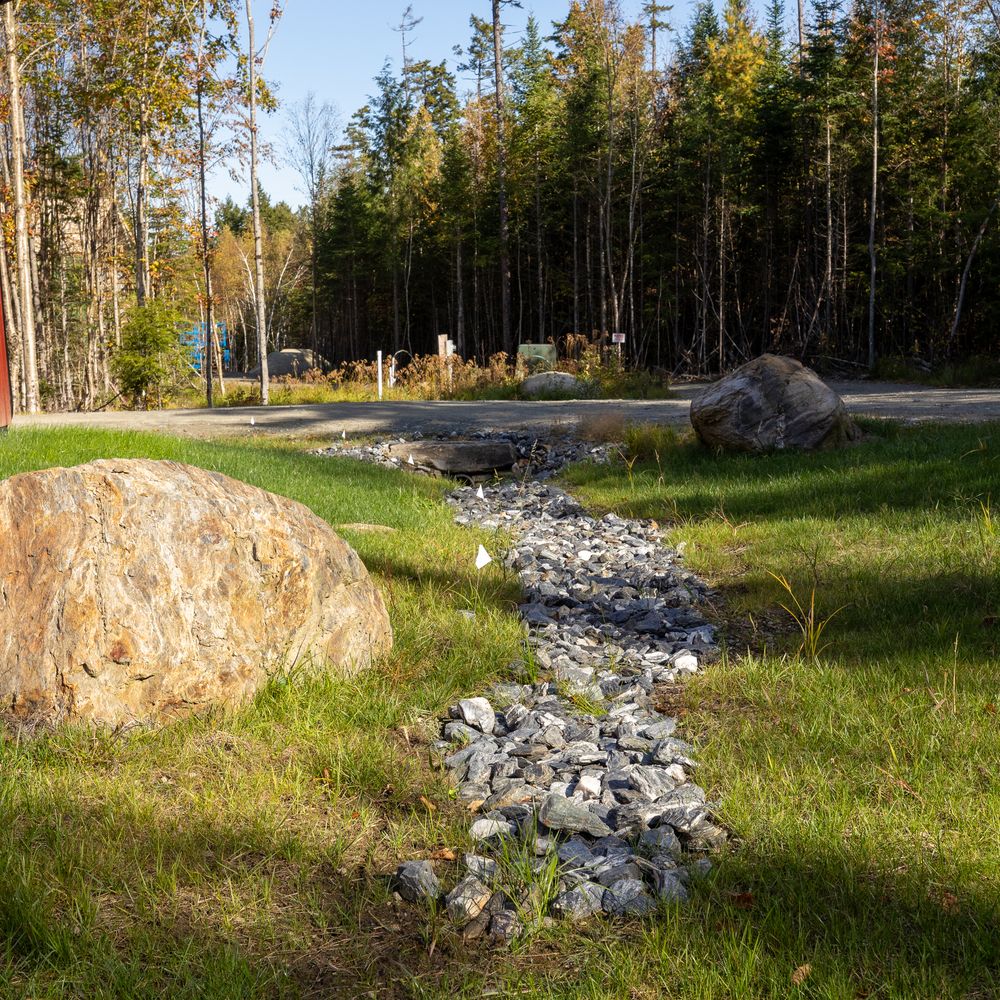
[385,441,517,477]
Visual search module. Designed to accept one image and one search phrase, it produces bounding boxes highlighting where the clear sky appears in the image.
[213,0,656,209]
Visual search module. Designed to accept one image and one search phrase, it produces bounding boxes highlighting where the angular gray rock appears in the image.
[445,875,492,924]
[690,354,861,452]
[464,853,498,882]
[639,826,682,855]
[456,697,496,734]
[489,909,523,944]
[470,818,515,841]
[539,793,613,838]
[654,870,689,902]
[602,878,657,916]
[394,861,440,902]
[552,881,605,920]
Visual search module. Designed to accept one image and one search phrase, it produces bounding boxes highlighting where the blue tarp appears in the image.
[180,323,230,373]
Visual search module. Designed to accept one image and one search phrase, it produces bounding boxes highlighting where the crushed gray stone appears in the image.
[393,861,440,903]
[362,437,727,941]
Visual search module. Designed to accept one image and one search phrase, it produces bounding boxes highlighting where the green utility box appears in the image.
[517,343,557,370]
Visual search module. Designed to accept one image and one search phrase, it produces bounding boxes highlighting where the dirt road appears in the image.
[15,381,1000,441]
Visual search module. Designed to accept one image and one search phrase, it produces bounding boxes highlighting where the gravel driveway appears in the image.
[15,381,1000,440]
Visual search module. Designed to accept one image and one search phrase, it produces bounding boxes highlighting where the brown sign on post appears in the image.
[0,280,11,430]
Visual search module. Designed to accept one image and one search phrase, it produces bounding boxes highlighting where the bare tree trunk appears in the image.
[0,218,20,411]
[455,233,465,354]
[867,5,880,370]
[3,5,39,412]
[598,190,607,336]
[392,262,400,352]
[948,196,999,352]
[492,0,513,356]
[719,198,726,370]
[535,150,544,342]
[824,115,833,339]
[572,184,580,335]
[797,0,805,68]
[135,113,151,305]
[197,68,214,408]
[246,0,269,403]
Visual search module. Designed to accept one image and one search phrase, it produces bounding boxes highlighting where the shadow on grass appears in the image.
[1,784,998,998]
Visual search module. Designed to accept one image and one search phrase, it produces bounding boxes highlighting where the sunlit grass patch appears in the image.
[0,428,525,997]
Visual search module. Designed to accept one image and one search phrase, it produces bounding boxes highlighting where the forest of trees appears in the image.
[1,0,999,411]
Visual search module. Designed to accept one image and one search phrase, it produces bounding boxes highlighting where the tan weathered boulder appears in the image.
[690,354,861,452]
[0,460,392,727]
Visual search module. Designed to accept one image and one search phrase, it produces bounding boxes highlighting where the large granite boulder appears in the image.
[520,371,589,399]
[0,460,392,727]
[689,355,860,452]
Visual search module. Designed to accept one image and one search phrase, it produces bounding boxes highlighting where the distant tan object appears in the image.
[690,354,861,452]
[247,348,326,379]
[337,523,399,535]
[0,460,392,728]
[520,371,589,399]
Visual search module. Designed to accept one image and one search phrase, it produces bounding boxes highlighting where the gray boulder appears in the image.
[386,442,517,478]
[247,348,326,378]
[520,371,589,399]
[689,354,861,452]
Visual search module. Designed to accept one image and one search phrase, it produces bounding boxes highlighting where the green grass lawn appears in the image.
[0,428,528,999]
[1,422,999,998]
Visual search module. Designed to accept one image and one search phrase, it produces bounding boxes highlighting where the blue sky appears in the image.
[214,0,660,208]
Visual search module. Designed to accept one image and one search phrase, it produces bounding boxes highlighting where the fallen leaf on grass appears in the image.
[728,891,755,910]
[937,890,960,914]
[791,964,812,986]
[419,795,437,813]
[876,766,926,804]
[430,848,457,861]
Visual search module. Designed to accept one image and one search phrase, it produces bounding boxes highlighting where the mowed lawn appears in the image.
[0,422,999,998]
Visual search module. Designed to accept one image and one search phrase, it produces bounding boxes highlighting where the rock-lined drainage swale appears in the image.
[392,473,727,944]
[317,430,615,481]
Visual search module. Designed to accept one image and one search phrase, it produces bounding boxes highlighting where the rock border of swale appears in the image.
[321,434,728,945]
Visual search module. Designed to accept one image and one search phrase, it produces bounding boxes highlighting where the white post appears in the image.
[389,356,396,388]
[377,350,383,400]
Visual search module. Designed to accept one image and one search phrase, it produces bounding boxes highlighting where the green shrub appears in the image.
[111,302,192,408]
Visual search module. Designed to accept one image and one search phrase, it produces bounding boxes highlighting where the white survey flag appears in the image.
[408,454,415,466]
[476,485,485,500]
[249,416,255,427]
[475,545,493,570]
[342,430,347,440]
